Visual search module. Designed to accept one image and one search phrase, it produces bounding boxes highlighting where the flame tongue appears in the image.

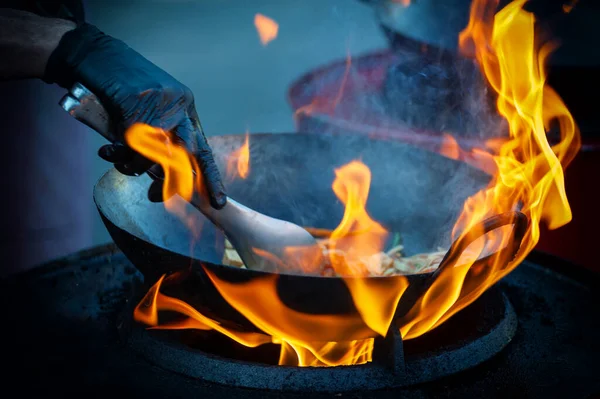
[456,0,580,245]
[328,161,388,276]
[226,133,250,181]
[399,0,580,339]
[328,160,409,337]
[254,13,278,46]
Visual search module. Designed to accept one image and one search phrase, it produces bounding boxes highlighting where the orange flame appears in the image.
[327,161,388,276]
[399,0,580,339]
[125,124,199,205]
[439,133,498,175]
[130,156,408,366]
[562,0,578,13]
[133,266,407,366]
[254,13,278,46]
[203,267,402,365]
[294,49,352,122]
[225,133,250,181]
[327,161,409,337]
[126,0,580,366]
[438,133,461,160]
[124,124,206,241]
[133,275,272,347]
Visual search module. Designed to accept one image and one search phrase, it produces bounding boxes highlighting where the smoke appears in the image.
[380,47,507,139]
[104,46,505,264]
[280,45,512,253]
[210,133,489,257]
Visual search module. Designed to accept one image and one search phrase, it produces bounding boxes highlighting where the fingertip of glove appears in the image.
[98,143,132,162]
[97,144,115,161]
[210,193,228,210]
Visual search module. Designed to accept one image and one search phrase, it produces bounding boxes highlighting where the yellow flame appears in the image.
[125,124,197,204]
[327,161,409,336]
[399,0,580,339]
[124,123,206,241]
[328,161,388,276]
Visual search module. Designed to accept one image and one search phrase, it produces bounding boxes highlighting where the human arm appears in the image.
[0,7,226,209]
[0,8,75,80]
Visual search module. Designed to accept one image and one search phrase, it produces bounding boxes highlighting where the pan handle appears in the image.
[59,83,118,143]
[430,210,528,282]
[395,211,528,320]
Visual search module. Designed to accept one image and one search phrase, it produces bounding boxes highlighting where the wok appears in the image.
[95,133,526,340]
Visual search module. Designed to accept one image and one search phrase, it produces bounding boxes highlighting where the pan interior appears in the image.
[94,133,490,268]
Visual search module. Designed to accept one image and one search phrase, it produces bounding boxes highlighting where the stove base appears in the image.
[1,244,598,398]
[122,287,515,391]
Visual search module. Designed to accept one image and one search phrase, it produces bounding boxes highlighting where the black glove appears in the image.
[43,23,226,209]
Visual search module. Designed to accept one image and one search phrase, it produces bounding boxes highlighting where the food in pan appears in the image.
[222,232,446,276]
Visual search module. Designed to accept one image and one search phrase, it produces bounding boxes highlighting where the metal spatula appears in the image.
[60,83,323,274]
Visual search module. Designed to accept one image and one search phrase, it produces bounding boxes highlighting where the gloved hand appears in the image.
[43,23,226,209]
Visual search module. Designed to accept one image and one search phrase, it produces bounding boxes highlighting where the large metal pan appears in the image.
[94,132,526,340]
